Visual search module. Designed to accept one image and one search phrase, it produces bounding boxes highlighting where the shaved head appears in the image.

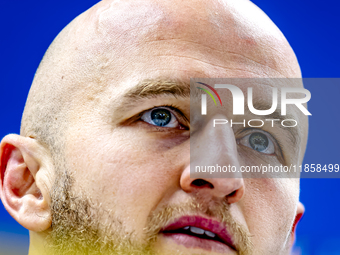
[21,0,301,146]
[0,0,306,254]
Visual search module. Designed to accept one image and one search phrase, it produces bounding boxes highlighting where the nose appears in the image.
[180,167,244,204]
[180,115,245,204]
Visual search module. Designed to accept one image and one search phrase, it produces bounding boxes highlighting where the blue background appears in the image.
[0,0,339,254]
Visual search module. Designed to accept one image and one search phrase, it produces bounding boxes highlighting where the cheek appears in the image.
[64,124,187,236]
[242,178,299,251]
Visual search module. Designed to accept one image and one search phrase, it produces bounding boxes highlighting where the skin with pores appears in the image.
[0,0,307,254]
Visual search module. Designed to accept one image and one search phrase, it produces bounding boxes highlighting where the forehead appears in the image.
[66,0,305,124]
[29,0,301,116]
[93,0,283,47]
[68,0,299,89]
[46,0,303,130]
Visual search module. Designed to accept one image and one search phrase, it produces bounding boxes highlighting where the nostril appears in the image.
[191,179,214,189]
[228,190,237,197]
[227,185,245,204]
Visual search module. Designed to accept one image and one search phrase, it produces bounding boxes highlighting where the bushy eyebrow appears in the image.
[109,78,191,122]
[124,78,191,100]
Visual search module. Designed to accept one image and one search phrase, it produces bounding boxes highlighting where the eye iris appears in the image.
[249,133,269,152]
[151,109,171,126]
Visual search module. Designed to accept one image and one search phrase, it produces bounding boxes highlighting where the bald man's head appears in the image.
[21,0,301,150]
[1,1,307,255]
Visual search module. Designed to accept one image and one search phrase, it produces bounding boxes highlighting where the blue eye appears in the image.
[239,131,275,155]
[141,107,179,128]
[249,133,269,152]
[150,109,171,126]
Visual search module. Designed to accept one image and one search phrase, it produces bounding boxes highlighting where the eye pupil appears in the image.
[249,133,269,152]
[151,109,171,126]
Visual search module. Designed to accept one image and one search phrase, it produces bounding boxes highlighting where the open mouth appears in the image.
[164,225,227,243]
[160,216,236,253]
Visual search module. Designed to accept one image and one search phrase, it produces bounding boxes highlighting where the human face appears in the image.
[47,0,307,254]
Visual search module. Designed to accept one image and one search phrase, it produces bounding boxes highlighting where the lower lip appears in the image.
[161,232,236,254]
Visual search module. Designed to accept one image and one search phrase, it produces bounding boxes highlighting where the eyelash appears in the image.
[138,105,189,130]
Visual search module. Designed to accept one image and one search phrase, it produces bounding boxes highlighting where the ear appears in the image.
[0,134,53,232]
[290,201,305,246]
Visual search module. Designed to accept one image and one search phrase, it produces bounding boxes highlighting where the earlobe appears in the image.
[290,201,305,246]
[0,134,52,232]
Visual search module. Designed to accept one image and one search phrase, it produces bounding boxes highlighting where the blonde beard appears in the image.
[47,171,252,255]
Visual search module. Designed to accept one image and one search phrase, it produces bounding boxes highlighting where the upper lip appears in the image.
[160,215,236,250]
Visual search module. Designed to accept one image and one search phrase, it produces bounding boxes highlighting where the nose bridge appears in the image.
[191,114,241,176]
[181,114,244,203]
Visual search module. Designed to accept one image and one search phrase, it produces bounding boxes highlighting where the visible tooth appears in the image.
[190,226,205,235]
[183,226,190,230]
[205,230,216,238]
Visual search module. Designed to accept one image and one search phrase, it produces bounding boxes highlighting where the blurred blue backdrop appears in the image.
[0,0,339,254]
